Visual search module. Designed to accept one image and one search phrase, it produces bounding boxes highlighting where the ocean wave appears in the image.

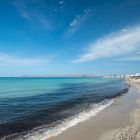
[21,100,113,140]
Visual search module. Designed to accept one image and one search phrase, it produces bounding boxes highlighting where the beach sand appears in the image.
[48,78,140,140]
[100,78,140,140]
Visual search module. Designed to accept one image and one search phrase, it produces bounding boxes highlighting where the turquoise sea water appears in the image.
[0,77,129,139]
[0,77,114,98]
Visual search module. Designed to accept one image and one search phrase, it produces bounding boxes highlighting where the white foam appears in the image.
[23,100,113,140]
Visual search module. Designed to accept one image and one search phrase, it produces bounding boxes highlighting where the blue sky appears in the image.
[0,0,140,76]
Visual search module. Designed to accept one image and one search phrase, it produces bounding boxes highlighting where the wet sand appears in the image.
[49,78,140,140]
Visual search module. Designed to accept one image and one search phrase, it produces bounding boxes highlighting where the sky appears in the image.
[0,0,140,76]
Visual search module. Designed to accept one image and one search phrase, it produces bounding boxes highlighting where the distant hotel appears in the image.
[104,73,140,79]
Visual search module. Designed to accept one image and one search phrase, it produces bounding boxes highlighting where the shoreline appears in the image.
[100,78,140,140]
[48,78,140,140]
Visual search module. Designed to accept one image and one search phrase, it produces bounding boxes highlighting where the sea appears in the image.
[0,77,129,140]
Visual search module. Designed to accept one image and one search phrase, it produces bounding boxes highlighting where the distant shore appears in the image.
[48,77,140,140]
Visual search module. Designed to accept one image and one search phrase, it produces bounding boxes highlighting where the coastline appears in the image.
[99,78,140,140]
[48,78,140,140]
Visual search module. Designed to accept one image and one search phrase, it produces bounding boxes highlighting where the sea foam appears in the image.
[23,100,113,140]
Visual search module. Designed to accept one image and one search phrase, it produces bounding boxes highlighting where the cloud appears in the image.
[0,53,48,66]
[11,0,50,29]
[65,9,91,36]
[58,1,64,4]
[73,25,140,63]
[117,55,140,61]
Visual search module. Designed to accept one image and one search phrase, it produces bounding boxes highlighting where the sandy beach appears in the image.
[48,78,140,140]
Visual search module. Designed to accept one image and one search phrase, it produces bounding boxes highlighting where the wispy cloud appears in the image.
[11,0,50,29]
[0,53,49,66]
[65,9,92,36]
[117,55,140,61]
[58,1,64,5]
[73,25,140,63]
